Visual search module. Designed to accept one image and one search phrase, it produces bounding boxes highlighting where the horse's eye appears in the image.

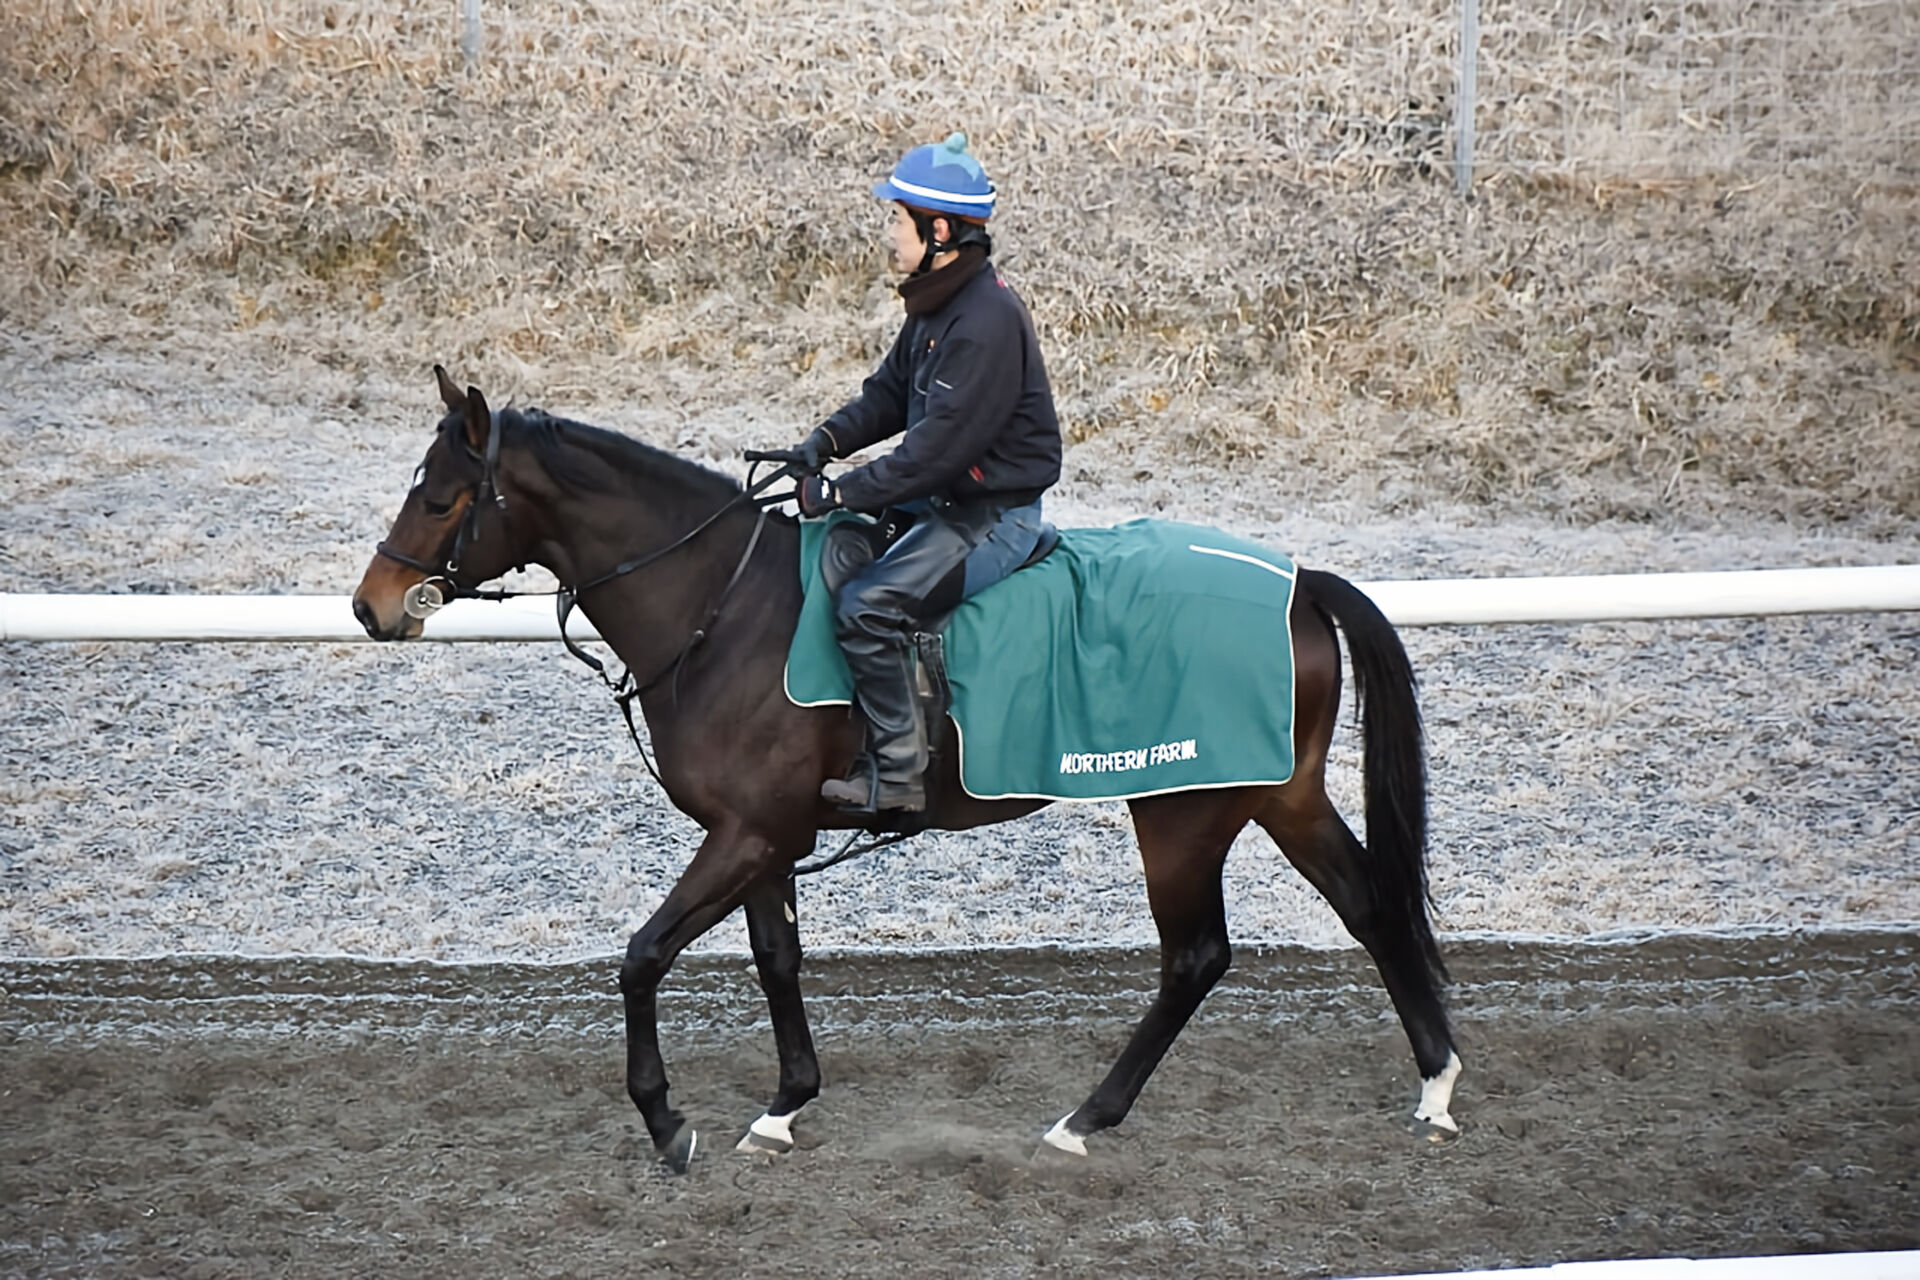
[422,496,455,518]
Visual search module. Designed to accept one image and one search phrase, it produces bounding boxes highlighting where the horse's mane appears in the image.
[497,406,742,506]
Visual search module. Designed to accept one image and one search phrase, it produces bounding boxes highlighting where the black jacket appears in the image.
[821,257,1062,514]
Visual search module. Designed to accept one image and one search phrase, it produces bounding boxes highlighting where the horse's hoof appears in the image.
[660,1122,699,1173]
[1040,1114,1088,1157]
[1408,1114,1462,1145]
[734,1112,796,1156]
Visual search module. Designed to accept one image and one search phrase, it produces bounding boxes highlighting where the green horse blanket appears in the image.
[785,515,1298,802]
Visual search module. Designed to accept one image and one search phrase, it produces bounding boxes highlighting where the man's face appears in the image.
[885,203,929,274]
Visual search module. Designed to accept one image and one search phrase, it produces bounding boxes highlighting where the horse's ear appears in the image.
[463,384,491,455]
[434,364,465,413]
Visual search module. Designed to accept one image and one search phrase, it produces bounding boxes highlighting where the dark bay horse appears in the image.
[352,369,1463,1171]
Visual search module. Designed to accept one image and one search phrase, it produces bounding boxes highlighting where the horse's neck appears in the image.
[512,455,713,589]
[562,497,797,684]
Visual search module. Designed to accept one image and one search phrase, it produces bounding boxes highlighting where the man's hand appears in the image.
[795,426,838,474]
[798,474,841,518]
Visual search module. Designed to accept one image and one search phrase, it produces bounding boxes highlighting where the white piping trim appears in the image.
[783,658,851,709]
[887,174,996,206]
[1187,544,1297,579]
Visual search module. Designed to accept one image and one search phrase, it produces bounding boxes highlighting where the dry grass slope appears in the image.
[2,0,1916,520]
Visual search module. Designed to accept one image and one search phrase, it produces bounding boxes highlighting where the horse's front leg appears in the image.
[621,821,776,1172]
[734,873,821,1155]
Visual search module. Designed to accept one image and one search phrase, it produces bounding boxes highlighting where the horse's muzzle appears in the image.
[352,593,423,642]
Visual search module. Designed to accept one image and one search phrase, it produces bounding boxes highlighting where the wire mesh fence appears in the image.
[1469,0,1919,184]
[428,0,1917,190]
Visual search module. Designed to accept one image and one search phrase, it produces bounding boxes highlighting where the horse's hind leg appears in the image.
[1042,790,1250,1156]
[735,873,821,1155]
[1257,796,1462,1136]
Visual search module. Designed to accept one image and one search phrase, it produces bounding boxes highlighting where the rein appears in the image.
[557,505,769,794]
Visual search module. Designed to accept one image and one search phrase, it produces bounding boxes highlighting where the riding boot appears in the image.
[821,638,928,813]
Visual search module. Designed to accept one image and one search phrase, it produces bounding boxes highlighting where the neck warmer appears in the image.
[898,246,988,316]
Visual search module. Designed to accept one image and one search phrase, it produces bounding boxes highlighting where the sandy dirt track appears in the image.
[3,930,1917,1278]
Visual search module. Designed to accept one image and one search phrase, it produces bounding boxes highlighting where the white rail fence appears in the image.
[3,566,1918,642]
[1343,1250,1920,1280]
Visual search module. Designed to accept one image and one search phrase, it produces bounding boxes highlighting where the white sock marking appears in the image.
[750,1112,794,1145]
[1414,1051,1464,1132]
[1042,1114,1088,1156]
[735,1111,796,1153]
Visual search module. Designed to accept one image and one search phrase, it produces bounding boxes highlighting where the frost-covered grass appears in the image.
[2,0,1915,957]
[4,338,1916,960]
[3,0,1915,521]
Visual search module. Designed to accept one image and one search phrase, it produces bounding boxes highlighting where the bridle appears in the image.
[374,420,912,878]
[374,416,802,778]
[375,406,514,618]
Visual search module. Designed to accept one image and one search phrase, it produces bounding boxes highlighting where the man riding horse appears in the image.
[790,132,1063,817]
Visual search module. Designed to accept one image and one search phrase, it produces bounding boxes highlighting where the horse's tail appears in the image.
[1297,568,1447,986]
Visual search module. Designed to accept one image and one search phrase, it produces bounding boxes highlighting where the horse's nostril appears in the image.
[352,597,379,638]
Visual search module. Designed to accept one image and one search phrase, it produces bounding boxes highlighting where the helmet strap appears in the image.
[909,209,941,275]
[909,209,992,275]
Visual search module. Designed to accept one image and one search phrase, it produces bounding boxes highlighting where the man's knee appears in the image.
[820,521,878,598]
[834,524,967,632]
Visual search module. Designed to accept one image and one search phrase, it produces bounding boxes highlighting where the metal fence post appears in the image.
[462,0,481,69]
[1454,0,1479,196]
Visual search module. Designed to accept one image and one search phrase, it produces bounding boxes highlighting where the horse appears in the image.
[351,368,1463,1171]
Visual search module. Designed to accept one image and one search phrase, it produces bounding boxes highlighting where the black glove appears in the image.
[798,473,841,518]
[795,426,838,474]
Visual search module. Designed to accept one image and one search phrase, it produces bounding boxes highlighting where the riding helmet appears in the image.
[873,132,996,221]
